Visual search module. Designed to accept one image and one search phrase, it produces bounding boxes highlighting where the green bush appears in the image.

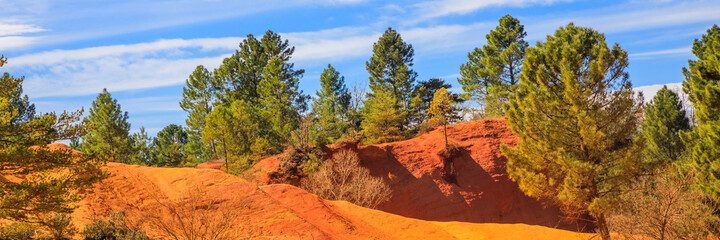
[278,145,326,177]
[0,223,38,240]
[44,213,77,240]
[82,212,149,240]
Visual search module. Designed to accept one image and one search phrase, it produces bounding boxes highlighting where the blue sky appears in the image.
[1,0,718,136]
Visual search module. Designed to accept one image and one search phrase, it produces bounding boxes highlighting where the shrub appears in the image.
[608,167,719,240]
[82,212,150,240]
[142,186,250,240]
[43,213,77,240]
[301,150,391,208]
[0,223,38,240]
[278,145,326,177]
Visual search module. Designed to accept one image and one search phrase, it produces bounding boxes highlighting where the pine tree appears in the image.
[129,127,151,165]
[0,55,103,225]
[0,73,35,125]
[257,57,304,151]
[149,124,188,167]
[214,30,304,104]
[82,89,133,163]
[361,89,406,144]
[411,78,463,127]
[642,86,690,166]
[459,15,527,117]
[203,100,261,172]
[427,87,456,147]
[312,64,351,145]
[501,23,643,240]
[682,25,720,198]
[365,27,416,131]
[211,30,308,155]
[180,65,217,161]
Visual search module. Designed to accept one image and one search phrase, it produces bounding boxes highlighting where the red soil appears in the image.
[69,161,593,239]
[253,118,586,231]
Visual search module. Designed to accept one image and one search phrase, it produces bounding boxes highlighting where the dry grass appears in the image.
[141,186,251,240]
[608,168,719,240]
[301,150,391,209]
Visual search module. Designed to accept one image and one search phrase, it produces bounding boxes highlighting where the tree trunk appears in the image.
[596,213,611,240]
[222,140,229,174]
[210,140,218,159]
[443,120,448,148]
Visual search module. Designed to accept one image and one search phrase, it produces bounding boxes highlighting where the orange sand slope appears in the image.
[73,162,593,239]
[253,119,583,230]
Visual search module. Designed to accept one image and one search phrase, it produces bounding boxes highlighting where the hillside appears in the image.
[252,118,587,231]
[70,161,594,239]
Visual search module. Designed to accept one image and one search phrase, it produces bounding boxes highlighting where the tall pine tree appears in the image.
[365,27,416,132]
[82,89,133,163]
[459,15,527,117]
[209,30,307,155]
[312,64,351,145]
[501,23,643,240]
[180,65,217,161]
[257,57,304,152]
[214,30,304,104]
[642,86,690,166]
[682,25,720,198]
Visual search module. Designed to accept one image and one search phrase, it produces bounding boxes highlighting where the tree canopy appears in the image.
[81,89,133,164]
[428,87,456,147]
[149,124,189,167]
[642,86,690,166]
[682,25,720,198]
[180,65,218,161]
[0,55,103,225]
[459,14,527,117]
[312,64,351,145]
[501,23,643,240]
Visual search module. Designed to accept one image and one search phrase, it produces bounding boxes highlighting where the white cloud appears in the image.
[4,37,245,98]
[0,36,43,50]
[20,55,228,98]
[629,47,691,58]
[10,37,241,66]
[6,21,499,98]
[411,0,571,23]
[524,1,720,41]
[0,22,45,36]
[0,21,46,49]
[0,0,372,49]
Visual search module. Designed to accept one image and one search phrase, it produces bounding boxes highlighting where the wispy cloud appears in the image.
[10,38,242,66]
[630,47,691,58]
[524,1,720,41]
[0,0,368,49]
[410,0,571,24]
[0,21,46,49]
[0,36,43,50]
[0,22,45,36]
[7,21,495,98]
